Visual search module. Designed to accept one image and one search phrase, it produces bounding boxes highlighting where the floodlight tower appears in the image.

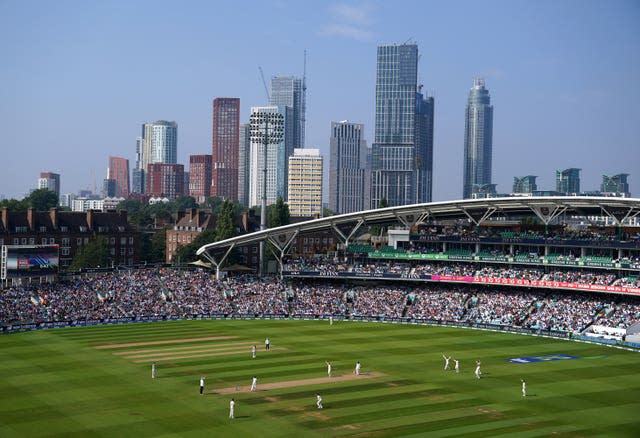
[249,110,284,276]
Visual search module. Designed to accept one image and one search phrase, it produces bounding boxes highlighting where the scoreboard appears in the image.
[1,245,60,279]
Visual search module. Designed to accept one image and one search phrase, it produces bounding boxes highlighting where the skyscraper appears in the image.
[237,123,251,207]
[211,98,240,200]
[38,172,61,198]
[370,44,434,208]
[248,105,292,207]
[513,175,538,194]
[556,168,581,194]
[108,156,130,198]
[189,154,212,204]
[329,121,368,214]
[463,79,493,199]
[601,174,630,197]
[287,148,323,217]
[270,76,305,148]
[135,120,178,194]
[146,163,184,199]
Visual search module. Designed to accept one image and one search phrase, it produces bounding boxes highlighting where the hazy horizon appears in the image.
[1,0,639,202]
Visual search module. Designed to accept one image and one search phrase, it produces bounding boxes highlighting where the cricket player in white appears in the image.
[443,354,451,370]
[251,376,257,392]
[316,393,323,409]
[521,379,526,397]
[151,362,157,379]
[229,398,235,419]
[252,345,256,359]
[326,361,333,377]
[265,338,270,351]
[199,376,205,395]
[454,359,459,374]
[475,360,482,379]
[354,361,361,375]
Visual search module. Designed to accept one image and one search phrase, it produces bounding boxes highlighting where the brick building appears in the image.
[146,163,185,199]
[188,154,212,204]
[165,209,216,263]
[0,208,140,270]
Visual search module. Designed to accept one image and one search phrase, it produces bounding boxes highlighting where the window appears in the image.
[13,238,19,245]
[61,248,70,256]
[79,226,87,232]
[110,237,115,245]
[129,237,134,244]
[39,226,47,232]
[84,238,89,244]
[76,238,82,246]
[49,238,55,244]
[120,237,127,245]
[21,238,27,245]
[128,247,134,255]
[62,238,70,246]
[120,248,126,255]
[110,248,115,255]
[60,226,68,232]
[29,238,35,245]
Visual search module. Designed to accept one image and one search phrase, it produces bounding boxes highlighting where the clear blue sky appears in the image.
[1,0,639,201]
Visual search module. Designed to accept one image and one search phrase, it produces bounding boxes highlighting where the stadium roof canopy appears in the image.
[197,196,640,275]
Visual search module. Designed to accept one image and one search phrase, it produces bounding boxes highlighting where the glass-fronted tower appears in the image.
[601,174,630,197]
[513,175,538,194]
[463,79,493,199]
[329,121,368,214]
[270,76,305,149]
[370,44,433,208]
[556,168,581,194]
[237,124,251,207]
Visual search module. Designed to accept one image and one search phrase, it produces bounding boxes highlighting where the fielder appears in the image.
[151,362,157,379]
[316,393,323,409]
[521,379,526,397]
[326,361,333,377]
[443,354,451,370]
[354,361,361,376]
[251,376,257,392]
[199,376,205,395]
[265,338,270,351]
[454,359,459,374]
[252,344,256,359]
[229,398,235,419]
[475,360,482,379]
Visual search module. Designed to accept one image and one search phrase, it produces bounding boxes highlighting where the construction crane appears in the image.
[258,67,270,102]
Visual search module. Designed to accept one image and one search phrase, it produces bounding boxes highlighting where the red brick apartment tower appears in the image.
[146,163,184,199]
[189,154,212,204]
[108,156,130,198]
[211,98,240,201]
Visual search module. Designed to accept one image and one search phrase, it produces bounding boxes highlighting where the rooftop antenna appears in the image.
[258,67,270,102]
[403,37,414,45]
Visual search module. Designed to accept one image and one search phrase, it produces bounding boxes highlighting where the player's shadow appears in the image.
[235,415,251,419]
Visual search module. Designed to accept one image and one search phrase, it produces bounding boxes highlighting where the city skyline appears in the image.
[1,1,639,201]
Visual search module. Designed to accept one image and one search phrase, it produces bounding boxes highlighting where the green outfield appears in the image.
[0,320,638,437]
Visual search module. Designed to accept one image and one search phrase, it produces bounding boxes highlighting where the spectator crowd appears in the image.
[2,268,640,336]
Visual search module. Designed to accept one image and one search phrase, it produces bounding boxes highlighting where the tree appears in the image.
[268,197,290,228]
[172,196,198,213]
[215,200,237,242]
[149,228,167,263]
[0,198,29,211]
[26,189,58,211]
[68,236,109,271]
[378,197,388,209]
